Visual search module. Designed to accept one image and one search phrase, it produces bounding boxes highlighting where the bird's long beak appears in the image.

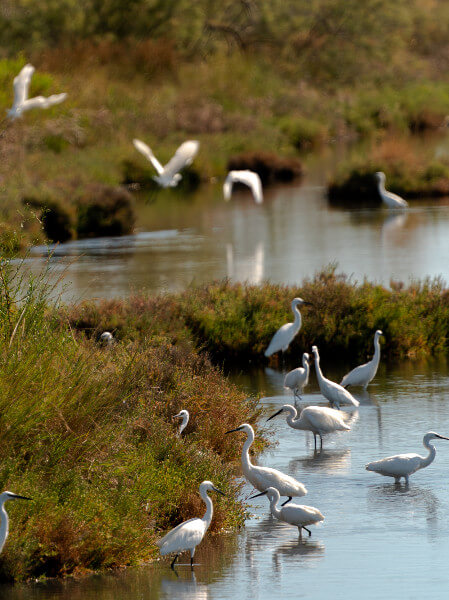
[249,490,268,500]
[267,409,284,422]
[11,494,32,501]
[436,434,449,440]
[213,487,226,496]
[225,427,242,434]
[173,413,182,419]
[303,301,313,306]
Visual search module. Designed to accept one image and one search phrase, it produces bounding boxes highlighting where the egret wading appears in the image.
[157,481,224,569]
[226,424,307,505]
[267,404,350,450]
[375,172,408,209]
[311,346,359,409]
[0,491,31,555]
[250,488,324,539]
[284,353,310,404]
[340,330,383,390]
[223,170,263,204]
[174,410,189,436]
[265,298,312,358]
[133,139,199,188]
[366,432,449,484]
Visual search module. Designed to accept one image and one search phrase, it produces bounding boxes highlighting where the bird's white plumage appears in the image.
[366,432,449,483]
[312,346,359,409]
[265,298,310,357]
[284,353,310,398]
[228,424,307,499]
[100,331,114,346]
[174,410,190,436]
[375,172,408,209]
[133,139,199,188]
[0,491,31,555]
[340,330,382,389]
[8,64,67,120]
[223,170,263,204]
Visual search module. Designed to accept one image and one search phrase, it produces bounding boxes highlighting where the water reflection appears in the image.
[289,448,352,474]
[160,572,209,600]
[226,242,265,285]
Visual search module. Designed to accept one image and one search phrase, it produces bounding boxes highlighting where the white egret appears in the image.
[7,64,67,120]
[340,330,383,390]
[366,432,449,484]
[100,331,114,346]
[225,423,307,505]
[157,480,224,569]
[265,298,312,358]
[0,491,31,554]
[250,487,324,539]
[174,410,190,436]
[375,172,408,209]
[284,353,310,403]
[311,346,359,409]
[223,170,263,204]
[133,139,199,188]
[267,404,350,450]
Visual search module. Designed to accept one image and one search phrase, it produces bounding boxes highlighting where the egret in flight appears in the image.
[157,480,224,569]
[284,353,310,403]
[0,491,31,554]
[223,170,263,204]
[375,172,408,209]
[7,64,67,120]
[267,404,350,450]
[250,488,324,539]
[311,346,359,409]
[366,432,449,484]
[226,423,307,505]
[340,330,383,390]
[133,139,199,188]
[265,298,312,358]
[174,410,189,436]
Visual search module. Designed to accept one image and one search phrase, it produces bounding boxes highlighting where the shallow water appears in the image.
[3,359,449,599]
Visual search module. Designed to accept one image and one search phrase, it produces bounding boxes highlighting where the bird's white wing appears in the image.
[265,322,295,357]
[366,453,422,476]
[340,361,371,387]
[253,466,307,496]
[281,503,324,526]
[223,173,234,201]
[133,139,164,175]
[303,407,350,433]
[225,170,263,204]
[157,517,205,554]
[13,64,35,107]
[163,140,200,178]
[328,380,360,407]
[21,93,67,112]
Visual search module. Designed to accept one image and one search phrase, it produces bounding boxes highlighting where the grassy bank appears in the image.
[66,267,449,366]
[0,259,262,581]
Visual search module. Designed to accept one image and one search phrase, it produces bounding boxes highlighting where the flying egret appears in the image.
[265,298,312,358]
[7,64,67,120]
[157,480,224,569]
[375,172,408,209]
[250,488,324,539]
[311,346,359,409]
[225,423,307,505]
[223,170,263,204]
[0,491,31,555]
[267,404,350,450]
[284,353,310,403]
[133,139,199,188]
[340,330,383,390]
[100,331,114,346]
[366,432,449,484]
[174,410,190,436]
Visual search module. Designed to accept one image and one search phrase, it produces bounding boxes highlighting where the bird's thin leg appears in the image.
[404,475,409,486]
[281,496,292,506]
[319,434,323,450]
[303,526,312,537]
[394,477,400,485]
[190,549,195,570]
[298,527,302,540]
[313,433,317,451]
[170,554,179,569]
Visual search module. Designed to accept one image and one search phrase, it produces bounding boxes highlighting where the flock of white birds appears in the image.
[0,63,413,567]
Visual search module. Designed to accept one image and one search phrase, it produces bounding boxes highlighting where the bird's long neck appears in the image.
[372,335,381,367]
[285,406,299,428]
[200,490,214,529]
[377,178,386,194]
[292,304,302,331]
[421,439,437,469]
[179,414,189,435]
[241,430,255,477]
[0,502,9,554]
[313,353,325,384]
[269,492,282,520]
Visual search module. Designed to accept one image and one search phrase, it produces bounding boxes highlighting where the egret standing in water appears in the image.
[133,139,199,188]
[366,432,449,484]
[265,298,312,358]
[157,481,224,569]
[267,404,350,450]
[226,424,307,505]
[340,330,383,390]
[250,488,324,539]
[311,346,359,409]
[375,172,408,209]
[174,410,189,436]
[0,491,31,554]
[223,170,263,204]
[284,353,310,404]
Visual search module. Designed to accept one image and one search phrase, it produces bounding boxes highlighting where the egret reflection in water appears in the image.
[226,241,265,285]
[160,572,209,600]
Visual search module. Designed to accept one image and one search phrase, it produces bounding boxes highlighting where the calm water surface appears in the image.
[3,360,449,599]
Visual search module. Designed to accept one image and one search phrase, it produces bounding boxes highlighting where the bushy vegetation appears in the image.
[0,259,262,581]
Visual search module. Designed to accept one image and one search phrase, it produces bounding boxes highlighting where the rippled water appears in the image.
[3,359,449,599]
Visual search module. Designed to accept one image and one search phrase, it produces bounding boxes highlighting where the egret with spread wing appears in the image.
[223,170,263,204]
[133,139,199,188]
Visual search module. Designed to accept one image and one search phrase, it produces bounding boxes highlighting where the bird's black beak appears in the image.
[267,409,284,422]
[11,494,32,501]
[436,434,449,440]
[303,301,313,306]
[225,427,242,434]
[213,487,226,496]
[249,490,268,500]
